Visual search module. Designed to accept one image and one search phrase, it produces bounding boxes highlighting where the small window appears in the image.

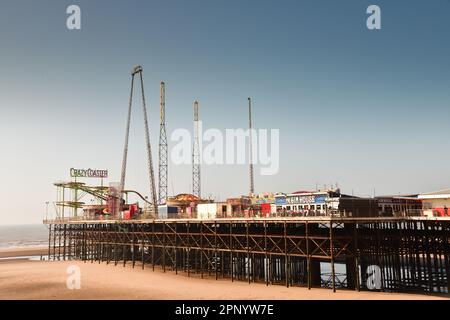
[423,202,432,210]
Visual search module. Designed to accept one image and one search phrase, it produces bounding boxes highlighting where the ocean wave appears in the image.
[0,240,48,249]
[0,224,49,249]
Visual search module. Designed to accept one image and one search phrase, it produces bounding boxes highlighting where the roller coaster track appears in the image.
[57,183,153,206]
[123,189,152,205]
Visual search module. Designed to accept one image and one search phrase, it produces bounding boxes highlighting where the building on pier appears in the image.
[375,195,422,217]
[418,189,450,217]
[249,192,276,217]
[197,202,227,219]
[274,189,379,217]
[226,196,252,217]
[165,193,212,218]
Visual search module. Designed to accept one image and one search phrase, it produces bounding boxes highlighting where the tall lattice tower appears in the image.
[192,100,201,199]
[248,97,255,195]
[158,81,168,204]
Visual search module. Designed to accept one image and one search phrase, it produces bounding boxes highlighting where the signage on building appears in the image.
[70,168,108,178]
[286,195,314,204]
[275,197,286,205]
[286,194,328,204]
[314,195,326,204]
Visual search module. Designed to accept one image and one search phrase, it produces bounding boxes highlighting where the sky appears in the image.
[0,0,449,225]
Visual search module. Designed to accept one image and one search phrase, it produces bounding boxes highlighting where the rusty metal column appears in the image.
[132,223,136,268]
[141,224,145,270]
[175,223,178,275]
[114,226,118,266]
[306,221,311,290]
[284,221,289,288]
[330,221,336,292]
[247,221,251,284]
[264,221,268,286]
[53,224,57,261]
[163,222,166,273]
[83,224,87,263]
[90,225,94,264]
[230,222,233,282]
[200,222,204,279]
[187,221,190,277]
[424,220,433,292]
[215,221,218,280]
[152,222,155,271]
[47,224,52,261]
[63,224,67,260]
[98,224,103,264]
[106,225,110,265]
[122,225,126,267]
[354,222,360,291]
[58,224,62,261]
[68,224,72,260]
[444,221,450,294]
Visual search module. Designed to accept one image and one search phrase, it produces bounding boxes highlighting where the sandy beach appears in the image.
[0,249,448,300]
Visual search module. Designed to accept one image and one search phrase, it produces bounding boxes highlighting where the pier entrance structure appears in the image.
[45,217,450,295]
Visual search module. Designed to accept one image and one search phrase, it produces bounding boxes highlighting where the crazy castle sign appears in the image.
[70,168,108,179]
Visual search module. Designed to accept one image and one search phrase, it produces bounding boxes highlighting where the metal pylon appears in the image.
[158,81,168,204]
[192,100,201,199]
[248,97,254,196]
[120,65,158,216]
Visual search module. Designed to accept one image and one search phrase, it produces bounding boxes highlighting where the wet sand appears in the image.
[0,258,448,300]
[0,247,48,259]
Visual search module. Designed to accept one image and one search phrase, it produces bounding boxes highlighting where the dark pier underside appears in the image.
[46,217,450,294]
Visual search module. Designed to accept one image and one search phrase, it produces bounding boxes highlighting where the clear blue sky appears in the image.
[0,0,449,224]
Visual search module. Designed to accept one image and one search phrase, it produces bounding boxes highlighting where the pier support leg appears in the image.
[47,224,52,261]
[310,259,322,288]
[346,257,357,290]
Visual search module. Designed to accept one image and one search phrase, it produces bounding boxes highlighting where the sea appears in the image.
[0,224,49,249]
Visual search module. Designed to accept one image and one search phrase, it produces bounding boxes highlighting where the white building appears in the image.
[418,189,450,217]
[197,202,227,219]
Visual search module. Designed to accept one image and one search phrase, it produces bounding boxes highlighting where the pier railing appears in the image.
[43,209,431,225]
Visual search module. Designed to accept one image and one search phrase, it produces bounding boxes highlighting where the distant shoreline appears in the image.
[0,224,49,255]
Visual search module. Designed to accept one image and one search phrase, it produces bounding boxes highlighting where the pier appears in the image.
[45,217,450,294]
